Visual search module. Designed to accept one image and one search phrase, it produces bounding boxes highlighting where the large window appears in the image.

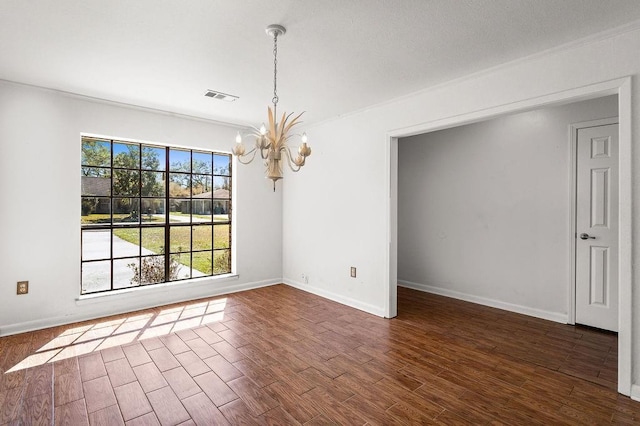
[80,136,232,295]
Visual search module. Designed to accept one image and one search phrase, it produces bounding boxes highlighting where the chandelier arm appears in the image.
[283,146,303,172]
[236,148,258,165]
[259,146,270,160]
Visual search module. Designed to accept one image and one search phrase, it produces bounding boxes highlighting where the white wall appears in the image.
[282,25,640,393]
[0,80,282,335]
[397,97,617,321]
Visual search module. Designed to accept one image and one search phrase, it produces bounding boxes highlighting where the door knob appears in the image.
[579,233,596,240]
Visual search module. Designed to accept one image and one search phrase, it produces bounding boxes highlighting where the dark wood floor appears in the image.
[1,284,638,425]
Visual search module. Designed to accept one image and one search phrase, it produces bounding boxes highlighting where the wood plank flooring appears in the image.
[1,284,638,425]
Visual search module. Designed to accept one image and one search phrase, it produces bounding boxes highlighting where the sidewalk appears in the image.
[82,230,204,293]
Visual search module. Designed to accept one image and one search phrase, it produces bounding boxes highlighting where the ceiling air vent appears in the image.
[204,90,238,102]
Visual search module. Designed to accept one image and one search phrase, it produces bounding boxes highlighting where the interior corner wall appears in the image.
[281,27,640,389]
[397,96,617,321]
[0,80,282,335]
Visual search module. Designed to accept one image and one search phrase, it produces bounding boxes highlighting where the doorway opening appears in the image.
[385,78,632,396]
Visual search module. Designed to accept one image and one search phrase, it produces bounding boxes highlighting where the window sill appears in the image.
[76,273,239,305]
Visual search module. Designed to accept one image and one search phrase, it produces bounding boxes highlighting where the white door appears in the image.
[575,123,618,332]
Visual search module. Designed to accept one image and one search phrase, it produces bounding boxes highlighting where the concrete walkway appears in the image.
[82,229,204,293]
[152,214,209,223]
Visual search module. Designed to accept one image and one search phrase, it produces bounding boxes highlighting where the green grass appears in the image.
[113,225,230,274]
[81,213,129,224]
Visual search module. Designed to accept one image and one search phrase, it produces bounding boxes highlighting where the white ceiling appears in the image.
[1,1,639,127]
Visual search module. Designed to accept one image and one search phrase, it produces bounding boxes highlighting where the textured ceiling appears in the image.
[1,1,639,127]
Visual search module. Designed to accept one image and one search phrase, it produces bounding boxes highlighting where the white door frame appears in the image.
[568,117,619,327]
[385,77,632,396]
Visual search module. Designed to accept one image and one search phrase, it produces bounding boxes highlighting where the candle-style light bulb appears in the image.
[301,132,308,143]
[235,131,242,144]
[259,124,267,135]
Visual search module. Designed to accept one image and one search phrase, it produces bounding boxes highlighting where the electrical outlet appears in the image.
[350,267,356,278]
[17,281,29,295]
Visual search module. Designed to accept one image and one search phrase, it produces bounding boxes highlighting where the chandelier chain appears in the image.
[272,32,279,110]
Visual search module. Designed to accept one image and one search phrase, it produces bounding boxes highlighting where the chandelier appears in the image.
[232,24,311,191]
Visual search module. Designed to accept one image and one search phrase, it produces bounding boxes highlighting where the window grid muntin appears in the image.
[81,137,232,295]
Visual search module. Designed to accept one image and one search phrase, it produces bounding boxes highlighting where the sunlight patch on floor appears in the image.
[4,298,227,373]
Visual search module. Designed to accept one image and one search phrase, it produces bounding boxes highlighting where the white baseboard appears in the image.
[284,278,386,317]
[398,279,567,324]
[0,278,280,337]
[631,385,640,402]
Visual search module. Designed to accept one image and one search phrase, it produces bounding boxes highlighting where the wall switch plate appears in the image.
[17,281,29,295]
[350,267,356,278]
